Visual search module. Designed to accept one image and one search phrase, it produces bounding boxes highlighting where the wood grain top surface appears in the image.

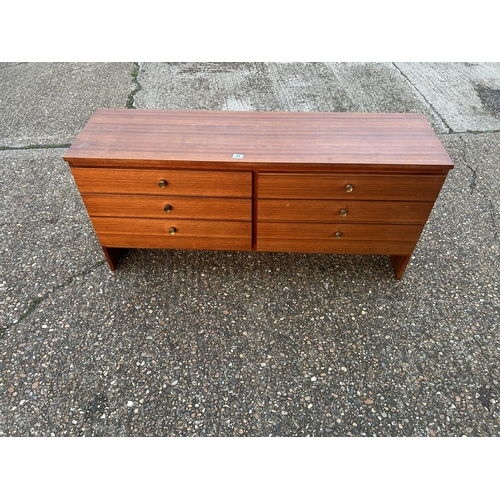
[64,108,454,169]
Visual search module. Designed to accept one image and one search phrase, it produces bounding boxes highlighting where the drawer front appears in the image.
[72,168,252,197]
[258,173,446,201]
[257,238,418,255]
[92,217,251,237]
[258,222,423,241]
[82,194,252,221]
[97,234,251,251]
[258,199,434,223]
[92,218,252,251]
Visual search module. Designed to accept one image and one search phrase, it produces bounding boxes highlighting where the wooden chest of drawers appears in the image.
[63,109,454,279]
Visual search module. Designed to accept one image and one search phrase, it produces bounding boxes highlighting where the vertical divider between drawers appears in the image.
[252,169,258,250]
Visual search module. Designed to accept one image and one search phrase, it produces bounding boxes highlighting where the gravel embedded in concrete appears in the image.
[0,149,103,331]
[0,62,135,147]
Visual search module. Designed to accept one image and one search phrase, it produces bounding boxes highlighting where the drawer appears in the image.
[258,173,446,201]
[258,199,434,223]
[258,222,424,241]
[91,217,252,251]
[71,168,252,197]
[82,194,252,221]
[257,222,422,255]
[257,238,418,255]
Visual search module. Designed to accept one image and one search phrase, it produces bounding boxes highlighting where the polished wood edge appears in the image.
[64,158,453,173]
[102,246,124,271]
[390,254,412,279]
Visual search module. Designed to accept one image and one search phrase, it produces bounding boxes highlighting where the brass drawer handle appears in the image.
[345,184,354,193]
[339,209,347,217]
[158,180,167,188]
[335,231,343,239]
[169,227,176,235]
[164,204,172,213]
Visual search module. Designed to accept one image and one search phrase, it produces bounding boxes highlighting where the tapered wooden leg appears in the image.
[390,254,412,280]
[102,246,124,271]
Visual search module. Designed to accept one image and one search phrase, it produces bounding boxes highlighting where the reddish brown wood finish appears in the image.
[91,217,251,238]
[390,255,413,280]
[63,109,454,278]
[102,246,123,271]
[258,173,446,201]
[64,109,454,169]
[71,168,252,197]
[258,223,424,241]
[258,200,434,223]
[97,235,251,251]
[257,239,418,255]
[82,194,252,221]
[91,218,252,250]
[257,222,422,255]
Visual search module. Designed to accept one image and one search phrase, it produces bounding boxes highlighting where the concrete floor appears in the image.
[0,62,499,439]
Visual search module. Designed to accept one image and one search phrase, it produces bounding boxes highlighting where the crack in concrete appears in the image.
[459,136,500,245]
[465,129,500,134]
[0,259,106,336]
[459,135,479,196]
[126,62,142,109]
[392,63,453,134]
[437,130,500,135]
[0,143,72,151]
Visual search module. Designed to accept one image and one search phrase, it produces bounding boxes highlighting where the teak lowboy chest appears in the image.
[63,109,454,279]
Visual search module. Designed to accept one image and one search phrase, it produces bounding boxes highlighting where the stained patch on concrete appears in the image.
[395,62,500,132]
[476,84,500,117]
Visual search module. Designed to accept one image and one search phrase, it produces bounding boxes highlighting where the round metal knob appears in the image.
[164,204,172,213]
[158,180,167,188]
[169,227,176,235]
[339,209,347,217]
[345,184,354,193]
[335,231,343,239]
